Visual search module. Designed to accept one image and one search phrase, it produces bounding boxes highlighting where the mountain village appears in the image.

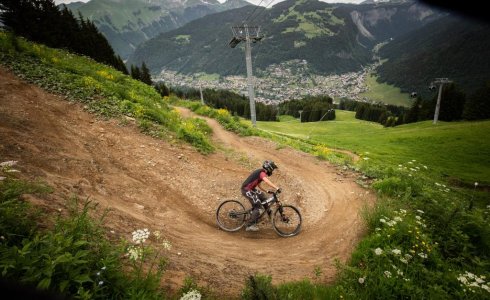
[155,59,381,104]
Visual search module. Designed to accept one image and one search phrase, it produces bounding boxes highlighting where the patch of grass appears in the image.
[360,73,412,107]
[259,111,490,186]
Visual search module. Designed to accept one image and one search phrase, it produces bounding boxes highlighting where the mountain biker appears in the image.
[241,160,281,232]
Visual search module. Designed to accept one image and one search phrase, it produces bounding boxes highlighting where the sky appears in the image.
[54,0,365,6]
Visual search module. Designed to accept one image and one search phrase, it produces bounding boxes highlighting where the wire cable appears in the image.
[244,0,266,23]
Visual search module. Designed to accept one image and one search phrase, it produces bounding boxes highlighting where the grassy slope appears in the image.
[259,110,490,185]
[360,73,412,107]
[0,32,214,153]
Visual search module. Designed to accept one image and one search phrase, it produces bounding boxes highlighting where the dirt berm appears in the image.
[0,67,375,296]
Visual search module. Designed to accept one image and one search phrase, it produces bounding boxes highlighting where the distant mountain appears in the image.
[128,0,442,76]
[66,0,250,59]
[376,15,490,98]
[61,1,86,10]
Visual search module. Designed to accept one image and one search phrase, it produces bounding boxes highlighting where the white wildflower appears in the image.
[400,258,408,264]
[416,215,422,220]
[363,157,369,160]
[394,216,402,222]
[387,220,397,227]
[180,289,202,300]
[416,210,425,214]
[127,245,142,261]
[374,248,383,255]
[404,254,413,260]
[358,277,365,284]
[423,165,428,169]
[397,270,404,276]
[475,182,479,187]
[98,281,104,286]
[375,227,381,231]
[162,239,172,251]
[457,275,468,285]
[380,218,386,223]
[418,252,427,259]
[482,284,490,292]
[384,271,392,278]
[132,228,150,244]
[392,249,401,256]
[0,161,17,167]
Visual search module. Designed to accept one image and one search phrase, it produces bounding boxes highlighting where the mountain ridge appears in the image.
[376,14,490,98]
[65,0,251,59]
[128,0,442,76]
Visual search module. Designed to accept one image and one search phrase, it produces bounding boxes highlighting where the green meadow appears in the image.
[260,111,490,186]
[360,73,412,107]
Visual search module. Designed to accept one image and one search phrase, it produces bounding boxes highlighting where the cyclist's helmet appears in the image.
[262,160,278,176]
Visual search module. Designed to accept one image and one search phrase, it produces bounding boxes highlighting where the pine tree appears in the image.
[437,83,466,121]
[140,62,153,85]
[463,81,490,120]
[405,97,422,123]
[0,0,127,73]
[130,65,141,81]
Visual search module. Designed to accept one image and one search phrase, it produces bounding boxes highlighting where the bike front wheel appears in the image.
[216,200,247,232]
[272,205,302,237]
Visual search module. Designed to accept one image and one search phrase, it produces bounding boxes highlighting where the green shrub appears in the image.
[241,274,277,300]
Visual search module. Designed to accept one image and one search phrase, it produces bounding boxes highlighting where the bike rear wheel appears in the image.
[272,205,302,237]
[216,200,247,232]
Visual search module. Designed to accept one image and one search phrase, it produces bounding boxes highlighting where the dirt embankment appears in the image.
[0,67,375,297]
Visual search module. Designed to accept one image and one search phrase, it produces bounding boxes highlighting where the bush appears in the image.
[241,274,277,300]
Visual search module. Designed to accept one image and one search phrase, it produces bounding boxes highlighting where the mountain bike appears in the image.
[216,191,302,237]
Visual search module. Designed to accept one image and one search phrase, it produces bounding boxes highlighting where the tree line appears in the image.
[339,81,490,127]
[0,0,127,73]
[277,95,336,122]
[165,86,278,121]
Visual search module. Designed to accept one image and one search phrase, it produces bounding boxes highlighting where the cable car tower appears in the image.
[229,25,263,127]
[430,78,453,124]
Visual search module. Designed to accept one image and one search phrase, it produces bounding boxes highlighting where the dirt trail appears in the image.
[0,67,375,297]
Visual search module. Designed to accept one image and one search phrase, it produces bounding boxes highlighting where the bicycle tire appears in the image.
[272,205,302,237]
[216,200,247,232]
